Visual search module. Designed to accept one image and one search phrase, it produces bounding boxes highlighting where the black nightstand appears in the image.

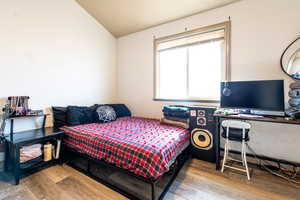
[5,127,64,185]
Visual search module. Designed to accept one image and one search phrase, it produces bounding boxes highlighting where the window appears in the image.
[154,22,231,102]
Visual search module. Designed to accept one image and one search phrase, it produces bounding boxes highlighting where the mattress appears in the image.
[61,116,190,179]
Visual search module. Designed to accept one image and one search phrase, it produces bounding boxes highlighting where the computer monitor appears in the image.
[220,80,285,116]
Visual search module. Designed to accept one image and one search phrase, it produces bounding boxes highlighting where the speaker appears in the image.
[189,106,217,163]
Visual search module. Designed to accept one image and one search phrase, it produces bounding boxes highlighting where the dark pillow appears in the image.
[105,104,131,118]
[52,107,67,128]
[95,105,117,123]
[67,106,95,126]
[93,104,131,118]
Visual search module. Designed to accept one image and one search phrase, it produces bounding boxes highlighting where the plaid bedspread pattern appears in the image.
[61,117,190,179]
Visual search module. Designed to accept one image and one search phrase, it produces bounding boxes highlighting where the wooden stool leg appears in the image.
[243,141,250,180]
[241,141,245,166]
[221,142,226,172]
[221,138,229,173]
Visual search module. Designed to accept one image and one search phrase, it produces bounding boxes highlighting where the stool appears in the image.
[221,120,251,180]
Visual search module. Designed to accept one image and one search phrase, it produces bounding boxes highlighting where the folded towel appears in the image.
[163,111,189,118]
[162,105,189,113]
[160,118,189,129]
[20,144,42,163]
[164,115,189,124]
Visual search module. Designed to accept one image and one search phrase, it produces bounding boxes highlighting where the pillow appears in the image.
[94,104,131,118]
[106,104,131,118]
[95,105,117,123]
[52,107,67,128]
[67,106,95,126]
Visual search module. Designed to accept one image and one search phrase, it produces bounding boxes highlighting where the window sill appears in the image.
[153,98,220,103]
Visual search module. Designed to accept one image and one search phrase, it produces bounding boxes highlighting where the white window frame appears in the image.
[153,21,231,102]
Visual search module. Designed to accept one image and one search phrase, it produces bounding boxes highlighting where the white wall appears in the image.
[117,0,300,162]
[0,0,117,132]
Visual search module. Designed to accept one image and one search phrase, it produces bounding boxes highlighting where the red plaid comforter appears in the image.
[61,117,190,180]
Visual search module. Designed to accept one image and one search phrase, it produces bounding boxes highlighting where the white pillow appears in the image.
[96,105,117,123]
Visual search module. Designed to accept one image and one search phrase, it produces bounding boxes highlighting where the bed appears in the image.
[61,116,190,200]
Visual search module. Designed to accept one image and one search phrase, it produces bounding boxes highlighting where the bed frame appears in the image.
[62,146,190,200]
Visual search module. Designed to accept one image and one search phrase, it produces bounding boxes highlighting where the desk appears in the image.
[213,114,300,170]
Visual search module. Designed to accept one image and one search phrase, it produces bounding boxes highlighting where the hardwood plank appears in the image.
[57,176,111,200]
[0,184,25,200]
[22,171,73,200]
[42,165,71,184]
[62,165,127,200]
[163,191,188,200]
[170,172,258,200]
[1,188,38,200]
[1,159,299,200]
[186,159,297,200]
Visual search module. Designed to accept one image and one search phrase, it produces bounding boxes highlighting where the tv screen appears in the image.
[220,80,284,111]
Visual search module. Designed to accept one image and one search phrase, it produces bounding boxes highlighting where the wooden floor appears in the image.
[0,159,299,200]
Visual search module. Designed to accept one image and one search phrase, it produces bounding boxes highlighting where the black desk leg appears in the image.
[4,141,9,171]
[13,145,20,185]
[10,119,14,141]
[215,117,221,170]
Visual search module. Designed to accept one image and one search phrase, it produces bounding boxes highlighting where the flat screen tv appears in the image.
[220,80,285,115]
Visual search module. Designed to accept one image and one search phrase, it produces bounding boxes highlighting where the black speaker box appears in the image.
[189,106,217,163]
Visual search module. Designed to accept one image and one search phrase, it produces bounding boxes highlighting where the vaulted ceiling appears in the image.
[75,0,240,38]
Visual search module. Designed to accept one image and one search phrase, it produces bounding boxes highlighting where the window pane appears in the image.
[158,48,187,99]
[188,40,223,100]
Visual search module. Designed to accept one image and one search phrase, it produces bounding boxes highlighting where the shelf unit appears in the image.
[4,114,64,185]
[7,114,48,141]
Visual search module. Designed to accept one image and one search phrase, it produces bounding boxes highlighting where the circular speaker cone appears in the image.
[198,110,205,116]
[191,129,213,150]
[197,117,206,126]
[199,135,206,141]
